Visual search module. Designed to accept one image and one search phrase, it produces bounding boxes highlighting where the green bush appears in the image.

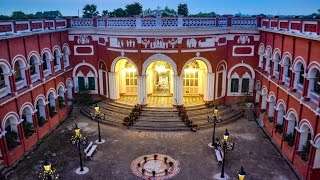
[23,121,34,138]
[283,133,295,146]
[49,106,56,117]
[6,131,18,150]
[38,116,46,127]
[58,96,65,108]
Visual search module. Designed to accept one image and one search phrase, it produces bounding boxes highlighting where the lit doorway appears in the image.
[146,61,174,96]
[115,59,137,96]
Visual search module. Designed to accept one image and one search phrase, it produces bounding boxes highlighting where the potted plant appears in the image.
[137,163,141,167]
[6,131,18,150]
[165,169,168,175]
[300,141,311,161]
[275,124,283,134]
[154,154,158,160]
[23,121,34,138]
[164,157,168,163]
[283,133,295,146]
[58,96,65,108]
[49,106,56,117]
[144,156,148,163]
[142,168,145,174]
[38,116,46,127]
[169,161,174,167]
[152,171,156,177]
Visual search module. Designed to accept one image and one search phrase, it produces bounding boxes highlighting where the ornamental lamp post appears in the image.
[91,104,105,144]
[238,166,246,180]
[70,124,89,175]
[208,105,222,148]
[38,160,59,180]
[220,129,234,179]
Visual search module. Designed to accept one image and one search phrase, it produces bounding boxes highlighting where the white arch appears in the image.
[181,57,212,75]
[41,48,52,59]
[273,48,281,58]
[307,64,320,78]
[268,92,276,102]
[19,102,34,117]
[275,99,286,110]
[72,62,98,77]
[1,111,19,131]
[52,45,61,54]
[216,60,227,72]
[258,43,265,54]
[299,119,314,136]
[27,51,41,64]
[56,82,66,92]
[34,94,46,107]
[265,46,272,57]
[12,55,27,68]
[66,78,73,87]
[46,88,57,99]
[62,43,70,54]
[227,63,255,79]
[142,54,177,75]
[0,59,11,74]
[110,56,139,75]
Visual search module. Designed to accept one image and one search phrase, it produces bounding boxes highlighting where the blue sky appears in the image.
[0,0,318,16]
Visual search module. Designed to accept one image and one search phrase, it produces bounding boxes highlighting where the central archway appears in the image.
[141,54,178,106]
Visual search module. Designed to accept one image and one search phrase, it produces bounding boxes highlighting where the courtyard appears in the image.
[8,111,298,180]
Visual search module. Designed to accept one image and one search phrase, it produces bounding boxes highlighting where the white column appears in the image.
[173,75,183,105]
[137,75,147,105]
[259,53,264,68]
[204,72,214,101]
[99,70,103,96]
[108,72,119,100]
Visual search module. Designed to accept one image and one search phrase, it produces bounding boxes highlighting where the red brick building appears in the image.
[0,10,319,179]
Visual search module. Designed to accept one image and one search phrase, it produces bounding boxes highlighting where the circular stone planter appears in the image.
[131,153,181,179]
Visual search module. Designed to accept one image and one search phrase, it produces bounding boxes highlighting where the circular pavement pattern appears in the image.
[131,153,181,179]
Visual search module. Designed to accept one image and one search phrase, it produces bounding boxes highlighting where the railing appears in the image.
[0,19,67,36]
[260,18,320,36]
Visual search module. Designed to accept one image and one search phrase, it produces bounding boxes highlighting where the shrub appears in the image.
[283,133,295,146]
[58,96,65,108]
[6,131,18,150]
[49,106,56,117]
[38,116,46,127]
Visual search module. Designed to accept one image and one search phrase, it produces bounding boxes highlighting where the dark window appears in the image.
[231,79,239,93]
[0,67,5,88]
[43,54,48,70]
[277,64,281,72]
[30,57,36,75]
[88,77,95,90]
[78,77,85,91]
[14,61,22,81]
[314,71,320,94]
[54,51,58,66]
[286,67,291,77]
[298,65,304,84]
[241,78,250,93]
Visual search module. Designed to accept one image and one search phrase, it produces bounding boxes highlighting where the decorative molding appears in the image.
[74,45,94,56]
[232,45,254,57]
[181,48,216,53]
[107,48,138,53]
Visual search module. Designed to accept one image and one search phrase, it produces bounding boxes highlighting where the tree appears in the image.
[42,11,62,18]
[143,8,152,15]
[177,4,188,16]
[11,11,26,19]
[82,4,99,18]
[125,2,142,17]
[111,8,127,17]
[102,10,109,16]
[162,6,176,16]
[0,15,11,20]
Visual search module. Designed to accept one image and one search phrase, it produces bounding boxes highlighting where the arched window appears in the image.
[53,51,58,66]
[0,66,4,88]
[4,115,21,150]
[29,55,40,83]
[30,58,36,75]
[273,52,281,79]
[42,52,51,77]
[267,95,276,119]
[63,46,70,68]
[36,98,47,127]
[21,106,35,138]
[58,86,65,108]
[307,67,320,103]
[48,91,56,118]
[293,61,305,92]
[230,73,240,93]
[43,53,48,70]
[14,61,22,81]
[53,49,61,72]
[282,56,291,85]
[297,123,312,162]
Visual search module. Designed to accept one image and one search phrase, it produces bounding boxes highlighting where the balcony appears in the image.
[0,85,10,98]
[15,79,26,90]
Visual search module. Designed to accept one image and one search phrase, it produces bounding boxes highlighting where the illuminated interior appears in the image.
[115,59,138,95]
[183,60,208,96]
[146,61,174,96]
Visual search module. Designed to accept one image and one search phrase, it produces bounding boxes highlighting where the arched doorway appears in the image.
[182,60,209,105]
[115,59,138,96]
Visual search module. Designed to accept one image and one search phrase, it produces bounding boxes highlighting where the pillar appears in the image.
[137,75,147,105]
[108,72,119,100]
[204,73,214,102]
[173,75,183,105]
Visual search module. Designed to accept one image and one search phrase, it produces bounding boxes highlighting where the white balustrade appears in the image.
[232,18,257,27]
[97,18,106,27]
[182,17,216,27]
[107,18,136,28]
[71,18,93,27]
[217,18,227,27]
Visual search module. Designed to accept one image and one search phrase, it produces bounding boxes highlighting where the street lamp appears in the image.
[70,124,89,175]
[238,166,246,180]
[91,104,106,144]
[38,160,59,180]
[208,105,222,148]
[220,129,234,179]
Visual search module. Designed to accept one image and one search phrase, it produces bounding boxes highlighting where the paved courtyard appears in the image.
[9,111,298,180]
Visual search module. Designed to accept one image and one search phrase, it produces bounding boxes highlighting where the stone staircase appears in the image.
[131,106,190,131]
[80,101,134,127]
[185,104,244,129]
[81,101,244,131]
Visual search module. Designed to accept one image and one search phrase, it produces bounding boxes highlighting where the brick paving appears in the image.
[9,110,298,180]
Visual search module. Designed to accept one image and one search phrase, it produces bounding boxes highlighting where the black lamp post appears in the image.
[238,166,246,180]
[220,129,234,178]
[208,105,222,148]
[91,104,105,144]
[70,124,88,174]
[38,160,59,180]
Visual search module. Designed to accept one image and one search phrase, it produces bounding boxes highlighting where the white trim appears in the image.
[142,54,178,76]
[74,45,94,56]
[181,48,216,53]
[227,63,255,79]
[141,50,178,53]
[110,56,139,75]
[107,48,138,53]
